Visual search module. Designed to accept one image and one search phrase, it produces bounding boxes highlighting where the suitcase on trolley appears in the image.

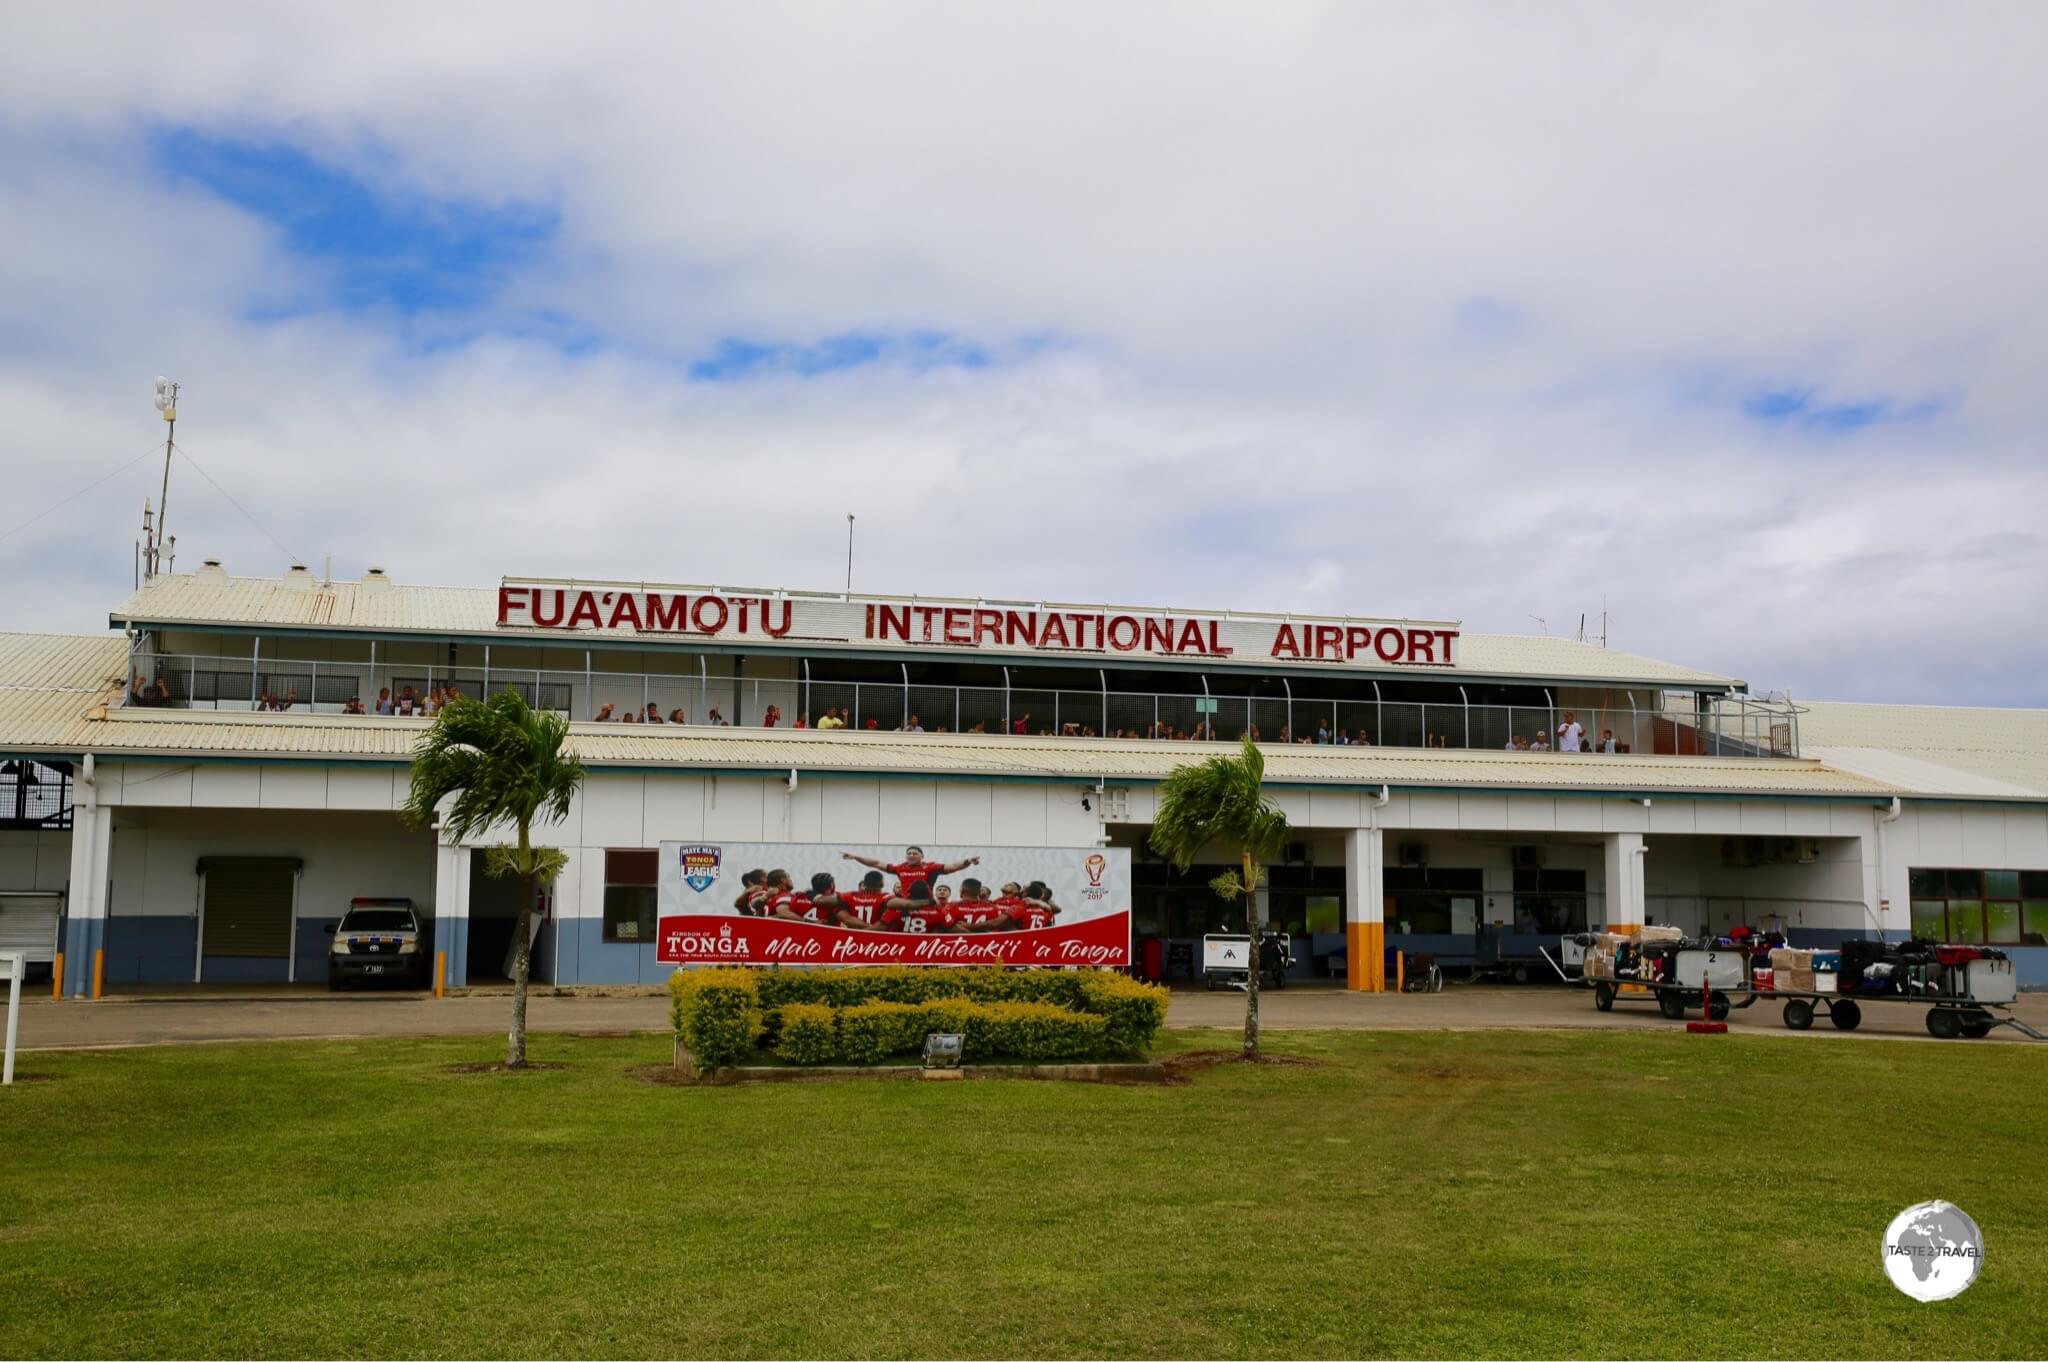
[1958,958,2017,1004]
[1839,939,1886,992]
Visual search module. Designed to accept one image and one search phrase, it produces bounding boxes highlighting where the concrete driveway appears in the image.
[13,982,2048,1050]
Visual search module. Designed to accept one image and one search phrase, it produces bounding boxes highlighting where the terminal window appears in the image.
[1385,867,1485,935]
[1908,867,2048,946]
[603,849,660,943]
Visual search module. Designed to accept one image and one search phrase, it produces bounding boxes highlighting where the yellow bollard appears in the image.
[92,948,104,1000]
[52,951,63,1000]
[1396,950,1405,994]
[434,950,446,998]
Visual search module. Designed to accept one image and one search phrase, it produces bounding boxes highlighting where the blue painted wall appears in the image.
[101,916,197,984]
[546,912,575,984]
[61,916,90,995]
[1787,927,1879,948]
[1386,933,1477,968]
[562,918,652,984]
[199,954,289,983]
[441,914,467,990]
[294,917,341,984]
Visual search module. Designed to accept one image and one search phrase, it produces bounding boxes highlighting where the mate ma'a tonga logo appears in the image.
[678,845,722,894]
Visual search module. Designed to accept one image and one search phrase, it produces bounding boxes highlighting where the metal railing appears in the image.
[0,760,71,830]
[119,649,1804,758]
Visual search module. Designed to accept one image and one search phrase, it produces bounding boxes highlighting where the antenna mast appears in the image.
[146,376,180,578]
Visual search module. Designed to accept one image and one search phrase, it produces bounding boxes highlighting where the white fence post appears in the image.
[2,950,22,1086]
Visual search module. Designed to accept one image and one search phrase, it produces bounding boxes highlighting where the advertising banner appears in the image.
[655,841,1130,968]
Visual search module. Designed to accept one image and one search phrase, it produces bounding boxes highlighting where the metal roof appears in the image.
[110,570,1741,690]
[1,630,2032,802]
[1800,699,2048,800]
[0,631,130,752]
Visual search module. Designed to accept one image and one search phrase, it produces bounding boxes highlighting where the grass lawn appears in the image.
[1,1026,2043,1359]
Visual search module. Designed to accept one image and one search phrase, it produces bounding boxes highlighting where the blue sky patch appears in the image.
[1741,385,1945,432]
[150,126,557,312]
[1455,297,1522,342]
[689,329,992,381]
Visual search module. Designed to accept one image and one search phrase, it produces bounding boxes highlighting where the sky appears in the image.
[1,4,2043,705]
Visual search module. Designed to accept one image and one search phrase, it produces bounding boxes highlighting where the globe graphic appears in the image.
[1882,1201,1983,1301]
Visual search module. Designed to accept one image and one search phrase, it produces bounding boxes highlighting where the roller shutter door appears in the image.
[0,892,61,963]
[199,858,297,958]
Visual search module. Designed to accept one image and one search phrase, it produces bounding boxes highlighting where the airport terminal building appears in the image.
[3,562,2046,997]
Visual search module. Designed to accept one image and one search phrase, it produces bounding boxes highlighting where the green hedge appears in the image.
[772,1003,837,1064]
[668,967,1166,1068]
[669,971,764,1068]
[837,1001,929,1064]
[1077,972,1169,1055]
[974,1000,1109,1061]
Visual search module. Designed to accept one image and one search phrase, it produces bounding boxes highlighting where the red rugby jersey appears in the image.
[995,897,1055,930]
[887,861,938,897]
[838,890,901,928]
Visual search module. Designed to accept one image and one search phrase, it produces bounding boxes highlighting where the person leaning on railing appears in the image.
[127,674,173,708]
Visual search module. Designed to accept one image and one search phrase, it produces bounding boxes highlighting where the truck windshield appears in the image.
[341,909,415,931]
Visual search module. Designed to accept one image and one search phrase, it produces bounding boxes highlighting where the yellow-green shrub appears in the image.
[667,969,763,1068]
[772,1002,837,1064]
[971,1000,1110,1061]
[1076,972,1169,1055]
[920,996,988,1056]
[837,1001,930,1063]
[670,964,1166,1066]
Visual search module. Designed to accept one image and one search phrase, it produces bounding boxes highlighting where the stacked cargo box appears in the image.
[1770,947,1815,994]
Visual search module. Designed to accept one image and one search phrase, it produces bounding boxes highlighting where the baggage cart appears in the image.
[1200,932,1292,992]
[1581,944,1751,1021]
[1762,957,2043,1039]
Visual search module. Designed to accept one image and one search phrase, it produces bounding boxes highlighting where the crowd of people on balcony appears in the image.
[126,670,1635,757]
[1504,712,1623,754]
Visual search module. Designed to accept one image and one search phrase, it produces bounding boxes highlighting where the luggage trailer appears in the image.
[1750,988,2043,1038]
[1568,945,2046,1040]
[1758,955,2044,1039]
[1574,945,1751,1021]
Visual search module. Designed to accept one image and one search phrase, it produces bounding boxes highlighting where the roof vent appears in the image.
[361,566,391,593]
[281,563,315,592]
[195,559,226,579]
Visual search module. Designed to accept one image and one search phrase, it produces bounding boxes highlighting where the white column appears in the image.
[433,837,469,993]
[1603,832,1646,931]
[1870,803,1910,942]
[64,801,112,998]
[1343,825,1385,991]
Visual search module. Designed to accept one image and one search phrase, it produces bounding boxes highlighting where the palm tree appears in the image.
[1149,735,1291,1059]
[402,689,584,1067]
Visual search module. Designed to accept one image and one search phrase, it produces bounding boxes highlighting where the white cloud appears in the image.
[1,4,2044,703]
